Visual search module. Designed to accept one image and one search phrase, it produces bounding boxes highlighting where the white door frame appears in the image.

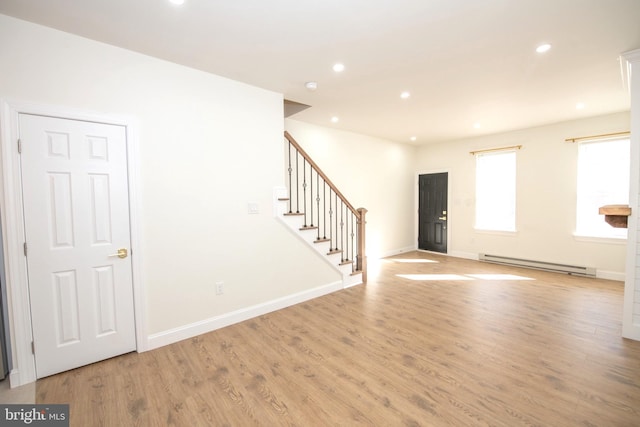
[0,100,147,387]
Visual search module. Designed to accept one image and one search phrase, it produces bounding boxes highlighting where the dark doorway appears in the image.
[418,173,448,253]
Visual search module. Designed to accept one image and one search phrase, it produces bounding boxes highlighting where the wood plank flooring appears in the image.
[36,252,640,426]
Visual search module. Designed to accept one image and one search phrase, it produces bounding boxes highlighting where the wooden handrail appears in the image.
[284,131,359,217]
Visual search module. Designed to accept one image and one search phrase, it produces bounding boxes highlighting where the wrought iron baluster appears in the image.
[323,181,327,239]
[302,158,307,226]
[287,141,293,213]
[340,200,345,262]
[309,167,314,227]
[295,150,300,213]
[334,192,339,251]
[316,173,321,240]
[328,189,333,248]
[344,204,349,262]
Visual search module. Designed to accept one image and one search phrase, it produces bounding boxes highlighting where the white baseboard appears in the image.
[446,250,479,260]
[378,246,416,258]
[415,248,479,260]
[147,280,343,351]
[9,369,24,389]
[623,322,640,341]
[596,270,625,282]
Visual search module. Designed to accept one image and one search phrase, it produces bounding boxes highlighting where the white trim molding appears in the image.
[147,280,343,350]
[0,100,146,386]
[622,48,640,340]
[0,101,35,386]
[378,246,416,258]
[597,270,626,282]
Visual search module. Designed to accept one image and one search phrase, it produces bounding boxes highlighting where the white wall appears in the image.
[623,49,640,340]
[0,15,339,343]
[285,119,417,260]
[416,112,630,278]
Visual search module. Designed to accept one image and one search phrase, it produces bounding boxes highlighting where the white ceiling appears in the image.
[1,0,639,144]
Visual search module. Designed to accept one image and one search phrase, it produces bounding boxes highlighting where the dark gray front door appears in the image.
[418,173,448,253]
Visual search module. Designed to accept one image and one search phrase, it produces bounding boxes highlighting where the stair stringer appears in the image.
[274,187,363,288]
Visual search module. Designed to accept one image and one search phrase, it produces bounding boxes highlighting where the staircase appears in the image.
[275,131,367,287]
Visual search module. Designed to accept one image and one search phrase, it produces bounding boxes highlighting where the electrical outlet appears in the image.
[216,281,224,295]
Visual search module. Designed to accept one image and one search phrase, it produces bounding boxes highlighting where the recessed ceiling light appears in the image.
[400,91,411,99]
[331,116,339,123]
[410,136,417,142]
[333,63,345,73]
[169,0,185,5]
[576,102,586,109]
[536,43,551,53]
[305,81,318,91]
[473,122,481,129]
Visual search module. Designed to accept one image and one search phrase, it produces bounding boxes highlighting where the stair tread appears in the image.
[279,189,365,283]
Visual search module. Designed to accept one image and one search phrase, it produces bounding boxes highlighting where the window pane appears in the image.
[475,151,516,231]
[576,138,629,238]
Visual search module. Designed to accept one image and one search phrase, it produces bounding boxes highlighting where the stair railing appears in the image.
[284,131,367,283]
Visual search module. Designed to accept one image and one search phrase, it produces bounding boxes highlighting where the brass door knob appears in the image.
[108,248,128,259]
[438,216,447,221]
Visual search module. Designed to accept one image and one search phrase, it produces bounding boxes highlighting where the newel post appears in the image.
[357,207,368,283]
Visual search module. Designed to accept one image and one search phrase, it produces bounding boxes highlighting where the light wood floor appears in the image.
[37,252,640,426]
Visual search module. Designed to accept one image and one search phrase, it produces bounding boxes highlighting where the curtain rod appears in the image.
[469,145,522,155]
[564,131,630,143]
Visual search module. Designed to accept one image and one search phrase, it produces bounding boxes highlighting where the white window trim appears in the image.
[573,233,627,245]
[474,228,518,237]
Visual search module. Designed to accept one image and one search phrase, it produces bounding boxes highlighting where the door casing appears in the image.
[0,100,147,387]
[415,169,451,254]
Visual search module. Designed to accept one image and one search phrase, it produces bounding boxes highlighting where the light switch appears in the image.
[248,202,260,214]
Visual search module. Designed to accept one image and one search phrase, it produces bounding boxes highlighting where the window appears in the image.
[475,150,516,232]
[576,137,630,239]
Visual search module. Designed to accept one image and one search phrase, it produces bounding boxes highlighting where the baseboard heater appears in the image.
[479,254,596,277]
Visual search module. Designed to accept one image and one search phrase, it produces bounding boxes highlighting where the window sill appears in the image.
[474,228,517,236]
[573,233,627,245]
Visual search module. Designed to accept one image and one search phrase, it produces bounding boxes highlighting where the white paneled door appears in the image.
[19,113,136,378]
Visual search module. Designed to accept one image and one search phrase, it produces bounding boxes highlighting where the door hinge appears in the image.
[23,242,27,256]
[31,341,35,354]
[17,139,22,154]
